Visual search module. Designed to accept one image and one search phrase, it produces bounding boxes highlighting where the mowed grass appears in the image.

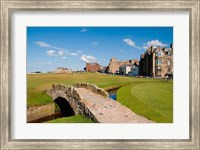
[27,72,173,123]
[46,114,93,123]
[27,72,157,106]
[117,81,173,123]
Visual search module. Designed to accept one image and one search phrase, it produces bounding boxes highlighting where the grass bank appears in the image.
[46,114,94,123]
[27,73,157,106]
[28,73,173,123]
[117,81,173,123]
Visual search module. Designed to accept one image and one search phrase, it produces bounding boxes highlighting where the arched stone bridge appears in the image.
[46,83,153,123]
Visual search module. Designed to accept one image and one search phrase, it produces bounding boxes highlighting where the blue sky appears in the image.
[27,27,173,73]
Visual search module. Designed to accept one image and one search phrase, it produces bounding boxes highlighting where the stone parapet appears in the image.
[73,83,109,98]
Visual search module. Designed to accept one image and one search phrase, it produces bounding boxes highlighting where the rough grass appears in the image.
[27,73,157,106]
[46,114,94,123]
[117,81,173,123]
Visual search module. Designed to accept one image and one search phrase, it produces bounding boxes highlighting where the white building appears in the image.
[128,65,139,76]
[119,65,132,75]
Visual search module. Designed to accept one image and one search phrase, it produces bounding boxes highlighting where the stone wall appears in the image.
[73,83,109,98]
[27,103,55,122]
[46,84,99,122]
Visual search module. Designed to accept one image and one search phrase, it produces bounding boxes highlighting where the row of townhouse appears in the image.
[139,44,173,78]
[85,43,173,78]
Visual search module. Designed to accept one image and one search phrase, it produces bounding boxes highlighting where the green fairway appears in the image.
[27,73,173,123]
[46,114,94,123]
[27,72,156,106]
[117,81,173,123]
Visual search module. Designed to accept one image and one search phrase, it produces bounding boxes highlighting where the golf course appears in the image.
[27,72,173,123]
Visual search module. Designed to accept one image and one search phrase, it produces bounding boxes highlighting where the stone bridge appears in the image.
[46,83,153,123]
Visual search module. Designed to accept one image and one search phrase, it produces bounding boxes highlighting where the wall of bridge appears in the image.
[46,83,104,122]
[73,83,109,98]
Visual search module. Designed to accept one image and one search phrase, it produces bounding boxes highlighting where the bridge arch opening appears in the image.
[54,97,75,117]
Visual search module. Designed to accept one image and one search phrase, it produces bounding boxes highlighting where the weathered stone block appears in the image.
[52,84,56,90]
[57,84,63,90]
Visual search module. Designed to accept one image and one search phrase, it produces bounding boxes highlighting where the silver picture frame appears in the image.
[1,0,199,149]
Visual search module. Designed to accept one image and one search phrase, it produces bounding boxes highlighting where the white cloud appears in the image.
[35,42,67,55]
[48,61,52,64]
[142,44,148,50]
[119,50,125,53]
[61,56,66,59]
[77,50,83,54]
[35,41,51,47]
[92,41,98,45]
[123,38,141,49]
[80,55,97,63]
[58,50,64,56]
[68,50,83,56]
[145,40,167,48]
[56,47,65,51]
[81,28,87,32]
[68,52,79,56]
[46,50,56,56]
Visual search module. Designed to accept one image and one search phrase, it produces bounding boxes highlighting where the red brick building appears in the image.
[86,63,101,72]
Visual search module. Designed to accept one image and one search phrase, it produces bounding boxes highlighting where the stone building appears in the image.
[108,58,139,74]
[54,67,72,73]
[86,63,101,72]
[139,44,173,78]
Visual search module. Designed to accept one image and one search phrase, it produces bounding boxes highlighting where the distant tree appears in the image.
[84,67,86,71]
[34,71,42,74]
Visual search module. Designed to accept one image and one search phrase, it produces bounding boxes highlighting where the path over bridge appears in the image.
[46,83,153,123]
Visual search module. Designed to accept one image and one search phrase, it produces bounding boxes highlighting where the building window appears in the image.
[168,51,172,56]
[168,61,170,65]
[156,59,162,65]
[156,51,162,56]
[168,68,170,72]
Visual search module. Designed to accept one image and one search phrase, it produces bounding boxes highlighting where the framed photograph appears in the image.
[26,26,173,124]
[1,0,199,149]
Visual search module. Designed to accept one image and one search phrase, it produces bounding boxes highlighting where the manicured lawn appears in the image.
[27,73,156,106]
[46,114,94,123]
[27,73,173,123]
[117,81,173,123]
